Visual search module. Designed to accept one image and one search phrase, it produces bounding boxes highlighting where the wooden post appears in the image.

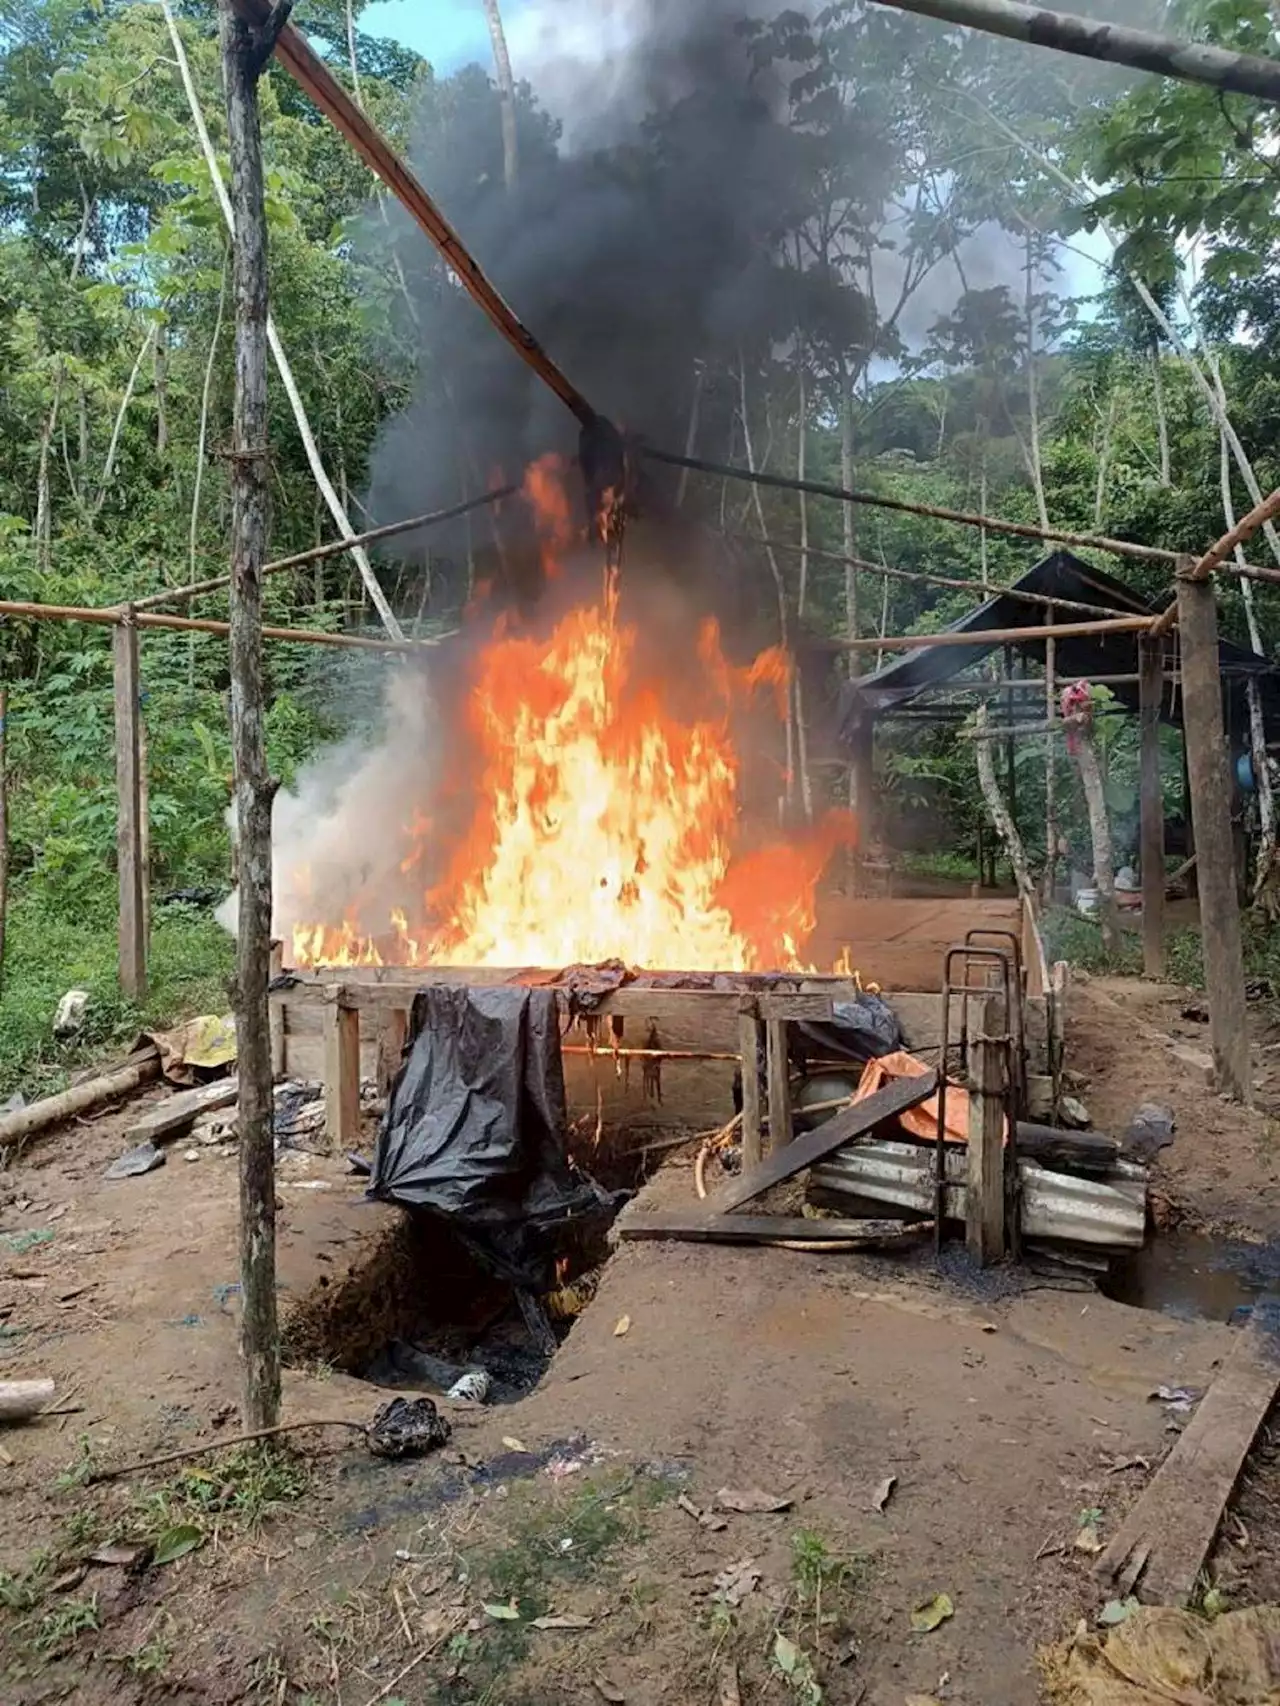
[765,1017,793,1153]
[221,0,285,1432]
[738,1004,764,1170]
[113,618,146,1001]
[1177,568,1251,1102]
[324,992,361,1147]
[1139,635,1166,977]
[138,700,151,946]
[0,683,7,994]
[376,1006,408,1099]
[1003,642,1017,832]
[966,995,1007,1265]
[268,940,285,1078]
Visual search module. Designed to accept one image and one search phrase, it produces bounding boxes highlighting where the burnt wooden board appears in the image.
[618,1212,927,1246]
[126,1076,239,1143]
[1096,1292,1280,1605]
[707,1069,939,1214]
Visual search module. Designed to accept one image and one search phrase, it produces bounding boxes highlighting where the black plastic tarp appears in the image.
[369,985,618,1286]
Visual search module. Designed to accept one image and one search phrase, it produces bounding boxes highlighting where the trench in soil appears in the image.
[282,1139,643,1403]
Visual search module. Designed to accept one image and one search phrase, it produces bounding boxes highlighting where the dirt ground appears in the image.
[3,973,1280,1705]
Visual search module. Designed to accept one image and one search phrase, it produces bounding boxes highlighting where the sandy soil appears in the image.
[0,975,1278,1705]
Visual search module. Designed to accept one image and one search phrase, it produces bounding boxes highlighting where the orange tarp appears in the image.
[853,1050,1007,1145]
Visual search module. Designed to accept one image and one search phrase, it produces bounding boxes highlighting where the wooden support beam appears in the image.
[1140,636,1166,978]
[966,997,1007,1266]
[1177,570,1251,1101]
[268,941,286,1077]
[323,995,361,1147]
[708,1070,938,1214]
[1096,1292,1280,1605]
[737,1008,764,1171]
[617,1212,929,1246]
[112,619,146,1001]
[376,1007,409,1098]
[765,1017,793,1153]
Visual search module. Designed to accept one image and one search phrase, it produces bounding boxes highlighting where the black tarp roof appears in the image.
[836,549,1280,745]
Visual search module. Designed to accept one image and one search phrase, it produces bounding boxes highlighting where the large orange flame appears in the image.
[289,467,852,972]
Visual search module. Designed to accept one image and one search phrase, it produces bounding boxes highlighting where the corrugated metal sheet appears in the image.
[811,1138,1145,1248]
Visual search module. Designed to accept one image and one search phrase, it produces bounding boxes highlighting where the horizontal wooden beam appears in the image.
[617,1211,930,1246]
[0,599,437,654]
[832,614,1157,653]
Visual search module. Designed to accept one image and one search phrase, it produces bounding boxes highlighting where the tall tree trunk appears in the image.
[1094,386,1117,530]
[344,0,364,107]
[1151,342,1171,487]
[794,340,813,820]
[35,367,65,573]
[191,254,230,580]
[978,455,989,589]
[220,0,281,1435]
[1042,615,1058,906]
[1068,712,1120,953]
[1220,428,1279,915]
[154,320,169,459]
[1024,233,1050,534]
[738,353,796,816]
[162,0,403,641]
[839,360,857,667]
[94,325,156,517]
[481,0,519,191]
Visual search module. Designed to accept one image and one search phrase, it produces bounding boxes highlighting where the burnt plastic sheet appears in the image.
[789,992,903,1069]
[370,985,619,1286]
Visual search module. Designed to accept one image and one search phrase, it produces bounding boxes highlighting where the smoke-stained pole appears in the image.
[869,0,1280,104]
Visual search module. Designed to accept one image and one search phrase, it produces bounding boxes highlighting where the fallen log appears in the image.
[617,1212,928,1247]
[125,1075,239,1144]
[1015,1122,1120,1174]
[1096,1292,1280,1605]
[0,1049,160,1148]
[0,1379,56,1423]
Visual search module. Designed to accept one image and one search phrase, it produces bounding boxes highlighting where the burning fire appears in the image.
[290,467,852,972]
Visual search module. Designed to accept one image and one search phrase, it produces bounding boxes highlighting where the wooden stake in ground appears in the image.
[1177,566,1251,1103]
[1139,637,1166,977]
[220,0,286,1432]
[112,617,146,1001]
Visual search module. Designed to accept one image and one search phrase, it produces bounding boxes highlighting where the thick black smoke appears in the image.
[362,3,795,536]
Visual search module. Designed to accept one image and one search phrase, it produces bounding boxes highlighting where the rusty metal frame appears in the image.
[936,945,1018,1255]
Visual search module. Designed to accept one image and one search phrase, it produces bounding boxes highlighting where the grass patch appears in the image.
[137,1445,311,1539]
[0,891,233,1100]
[449,1467,675,1694]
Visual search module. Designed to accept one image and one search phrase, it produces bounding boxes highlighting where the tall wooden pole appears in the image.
[1139,637,1166,978]
[1177,568,1251,1102]
[221,0,285,1431]
[113,617,146,1001]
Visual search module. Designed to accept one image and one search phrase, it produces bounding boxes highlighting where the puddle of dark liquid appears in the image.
[1101,1231,1280,1323]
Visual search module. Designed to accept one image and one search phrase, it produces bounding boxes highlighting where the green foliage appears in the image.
[0,892,233,1100]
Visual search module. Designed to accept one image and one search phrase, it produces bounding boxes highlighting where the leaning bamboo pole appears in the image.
[0,600,442,654]
[828,614,1156,652]
[129,485,517,613]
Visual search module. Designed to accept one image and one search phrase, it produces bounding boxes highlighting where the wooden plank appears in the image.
[738,1010,764,1170]
[966,997,1006,1266]
[765,1017,793,1153]
[112,621,146,1001]
[1140,635,1166,978]
[1178,570,1250,1101]
[323,997,361,1146]
[1096,1292,1280,1605]
[617,1211,926,1246]
[126,1076,239,1143]
[708,1069,938,1213]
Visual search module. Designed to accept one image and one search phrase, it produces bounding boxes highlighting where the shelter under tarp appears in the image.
[837,550,1280,743]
